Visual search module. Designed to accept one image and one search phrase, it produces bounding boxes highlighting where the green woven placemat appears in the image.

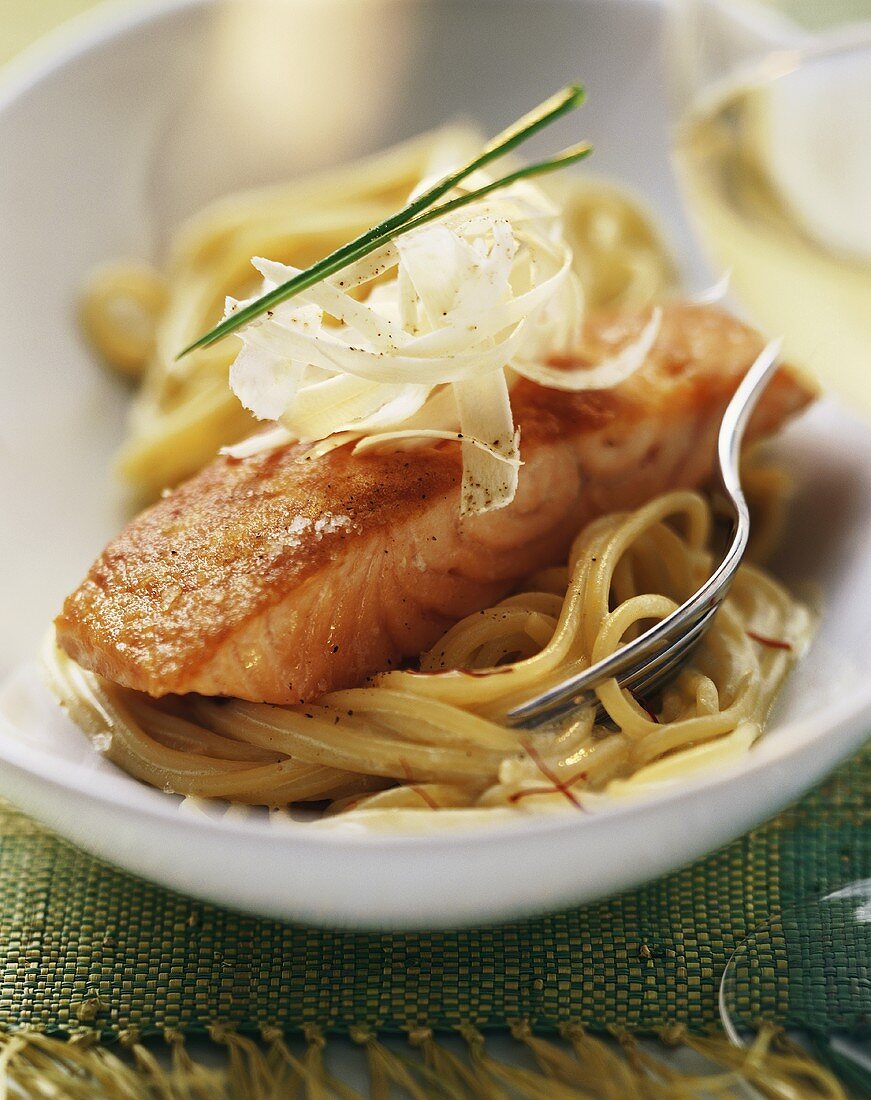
[0,745,866,1048]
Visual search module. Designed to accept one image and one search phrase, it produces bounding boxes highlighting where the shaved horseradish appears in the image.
[225,175,660,515]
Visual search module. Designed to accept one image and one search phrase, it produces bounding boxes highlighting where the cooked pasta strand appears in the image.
[44,488,812,818]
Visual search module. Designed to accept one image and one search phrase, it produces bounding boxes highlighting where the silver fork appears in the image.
[505,338,784,730]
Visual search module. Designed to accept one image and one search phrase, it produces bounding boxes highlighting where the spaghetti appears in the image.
[45,489,811,817]
[80,127,674,500]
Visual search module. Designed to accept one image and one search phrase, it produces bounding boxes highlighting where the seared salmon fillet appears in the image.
[56,303,814,703]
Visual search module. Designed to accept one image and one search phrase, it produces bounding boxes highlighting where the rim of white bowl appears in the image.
[1,636,869,850]
[0,0,802,115]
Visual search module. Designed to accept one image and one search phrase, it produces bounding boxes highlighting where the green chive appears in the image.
[177,84,587,358]
[389,142,593,237]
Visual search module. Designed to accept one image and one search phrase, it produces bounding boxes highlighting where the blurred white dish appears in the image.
[0,0,868,929]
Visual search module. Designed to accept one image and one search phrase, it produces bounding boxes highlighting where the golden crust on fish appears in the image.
[56,303,814,703]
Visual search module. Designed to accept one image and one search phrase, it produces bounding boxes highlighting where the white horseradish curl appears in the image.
[225,176,660,515]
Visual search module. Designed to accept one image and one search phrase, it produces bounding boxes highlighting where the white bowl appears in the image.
[0,0,869,929]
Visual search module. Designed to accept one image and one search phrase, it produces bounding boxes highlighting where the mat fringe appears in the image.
[0,1022,851,1098]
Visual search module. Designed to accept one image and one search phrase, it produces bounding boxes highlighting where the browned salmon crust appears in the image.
[56,304,814,703]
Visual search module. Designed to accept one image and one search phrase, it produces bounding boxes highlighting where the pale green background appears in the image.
[0,0,98,63]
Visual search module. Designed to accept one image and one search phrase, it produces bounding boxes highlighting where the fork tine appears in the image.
[505,339,784,730]
[510,606,719,730]
[623,604,719,699]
